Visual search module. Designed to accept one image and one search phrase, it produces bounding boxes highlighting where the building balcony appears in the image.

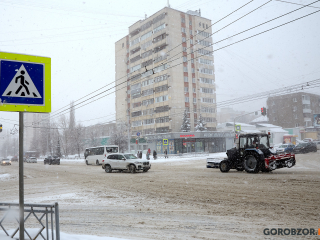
[304,118,311,122]
[302,108,312,113]
[302,99,310,105]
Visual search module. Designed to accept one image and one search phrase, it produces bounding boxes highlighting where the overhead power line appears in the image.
[33,3,320,126]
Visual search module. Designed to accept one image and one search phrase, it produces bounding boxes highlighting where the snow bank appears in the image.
[0,173,11,181]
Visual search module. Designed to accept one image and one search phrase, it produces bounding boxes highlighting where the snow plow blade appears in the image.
[264,153,295,171]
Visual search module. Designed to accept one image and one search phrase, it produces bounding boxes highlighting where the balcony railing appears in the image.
[302,99,310,104]
[302,108,312,113]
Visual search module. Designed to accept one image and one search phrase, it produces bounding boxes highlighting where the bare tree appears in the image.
[58,115,70,156]
[73,123,84,157]
[108,122,128,153]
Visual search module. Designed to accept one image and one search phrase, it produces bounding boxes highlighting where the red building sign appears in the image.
[180,134,195,138]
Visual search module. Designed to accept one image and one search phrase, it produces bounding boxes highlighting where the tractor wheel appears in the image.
[219,160,230,173]
[243,154,260,173]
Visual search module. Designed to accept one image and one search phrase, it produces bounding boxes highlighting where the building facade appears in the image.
[267,92,320,128]
[115,7,216,136]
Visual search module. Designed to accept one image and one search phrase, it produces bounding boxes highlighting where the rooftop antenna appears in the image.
[199,8,201,16]
[145,14,147,19]
[167,0,170,8]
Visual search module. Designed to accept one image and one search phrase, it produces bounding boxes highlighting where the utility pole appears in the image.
[127,109,131,153]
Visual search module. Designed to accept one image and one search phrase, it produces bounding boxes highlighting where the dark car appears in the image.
[11,156,18,162]
[44,156,60,165]
[294,142,317,154]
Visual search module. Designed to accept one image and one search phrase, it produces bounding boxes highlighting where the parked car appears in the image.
[276,143,295,154]
[26,157,37,163]
[314,141,320,150]
[101,153,151,173]
[11,156,18,162]
[44,156,60,165]
[1,158,11,166]
[294,142,317,154]
[303,138,313,142]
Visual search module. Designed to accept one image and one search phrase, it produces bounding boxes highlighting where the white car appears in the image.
[26,157,37,163]
[102,153,151,173]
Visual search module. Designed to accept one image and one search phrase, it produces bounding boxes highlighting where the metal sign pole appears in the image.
[19,112,24,240]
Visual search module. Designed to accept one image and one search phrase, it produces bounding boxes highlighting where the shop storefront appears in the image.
[144,132,234,154]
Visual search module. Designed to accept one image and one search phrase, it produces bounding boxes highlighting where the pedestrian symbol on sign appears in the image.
[163,139,168,145]
[2,64,41,98]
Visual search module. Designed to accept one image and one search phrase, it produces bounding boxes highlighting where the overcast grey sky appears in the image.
[1,0,320,130]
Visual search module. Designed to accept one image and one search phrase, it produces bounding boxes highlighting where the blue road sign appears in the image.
[136,132,140,137]
[0,60,44,105]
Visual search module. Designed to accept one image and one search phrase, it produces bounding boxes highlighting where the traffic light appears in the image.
[261,107,267,116]
[0,124,2,132]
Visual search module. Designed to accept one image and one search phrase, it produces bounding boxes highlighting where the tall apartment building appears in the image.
[267,92,320,128]
[115,7,216,136]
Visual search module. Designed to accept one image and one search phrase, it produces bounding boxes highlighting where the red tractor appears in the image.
[220,133,295,173]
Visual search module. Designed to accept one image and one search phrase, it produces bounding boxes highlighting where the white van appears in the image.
[84,145,119,165]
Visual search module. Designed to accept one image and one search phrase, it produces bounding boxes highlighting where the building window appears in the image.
[203,23,205,28]
[154,54,167,63]
[202,98,215,103]
[153,33,166,43]
[191,68,195,73]
[201,107,215,113]
[143,118,154,125]
[130,64,140,73]
[191,59,194,63]
[132,120,142,127]
[193,88,196,93]
[184,77,188,82]
[141,49,153,59]
[192,78,196,83]
[193,98,196,103]
[183,67,188,72]
[199,22,201,27]
[183,47,187,52]
[181,18,185,23]
[155,95,168,103]
[155,84,168,93]
[181,27,186,33]
[183,56,187,62]
[185,97,189,102]
[206,24,208,28]
[189,30,192,35]
[199,58,213,65]
[197,30,210,38]
[182,37,186,42]
[198,48,212,56]
[201,87,214,94]
[142,108,154,115]
[153,63,169,73]
[155,116,170,123]
[142,98,154,106]
[293,97,297,102]
[184,87,189,92]
[153,23,166,34]
[200,68,214,75]
[190,39,193,44]
[141,40,152,50]
[200,77,214,84]
[122,43,124,48]
[295,123,299,127]
[154,74,168,83]
[293,106,297,112]
[130,37,140,47]
[141,88,154,97]
[154,43,167,53]
[294,114,298,119]
[273,117,277,121]
[141,31,152,41]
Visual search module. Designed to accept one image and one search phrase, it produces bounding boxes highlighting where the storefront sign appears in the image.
[180,134,195,138]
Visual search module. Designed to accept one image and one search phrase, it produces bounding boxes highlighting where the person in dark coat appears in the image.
[139,151,142,159]
[164,149,168,158]
[153,150,157,160]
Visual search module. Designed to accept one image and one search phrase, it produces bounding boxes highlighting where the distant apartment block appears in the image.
[267,92,320,128]
[115,7,216,135]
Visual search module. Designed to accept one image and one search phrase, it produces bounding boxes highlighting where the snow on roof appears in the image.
[269,128,289,133]
[256,123,282,128]
[250,115,268,123]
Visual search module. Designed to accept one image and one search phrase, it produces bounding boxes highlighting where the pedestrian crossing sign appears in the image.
[163,139,168,145]
[0,52,51,113]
